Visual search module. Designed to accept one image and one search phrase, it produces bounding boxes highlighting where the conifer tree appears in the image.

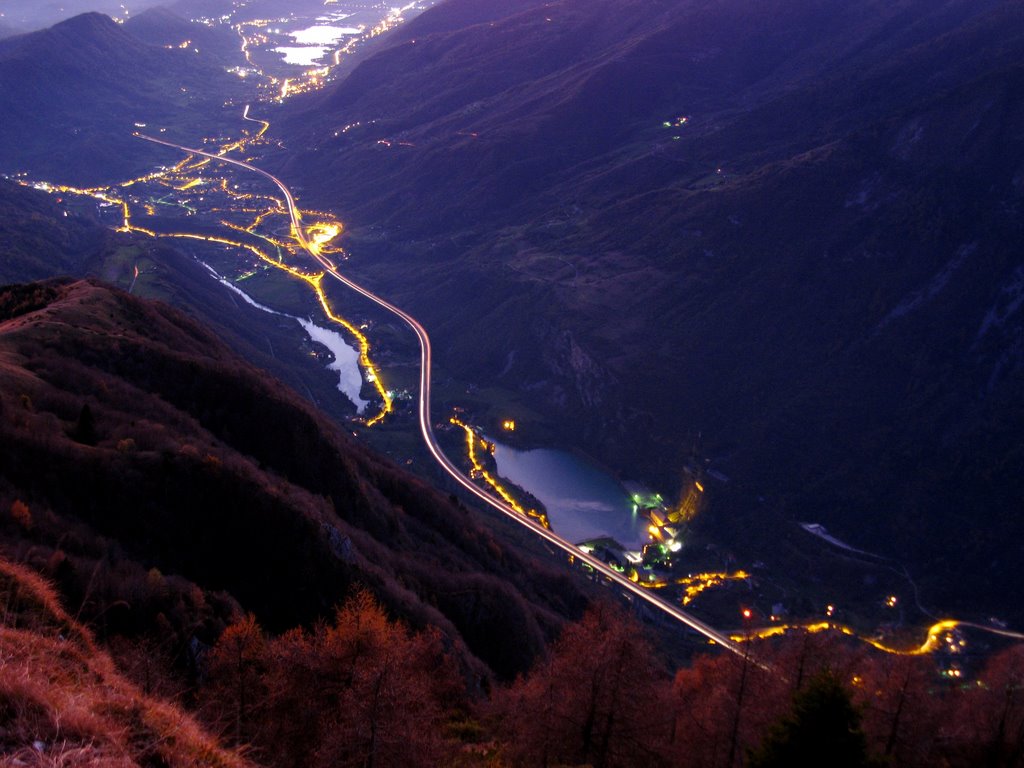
[748,671,881,768]
[72,403,97,445]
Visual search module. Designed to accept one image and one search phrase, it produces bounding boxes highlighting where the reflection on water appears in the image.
[290,25,362,45]
[274,46,329,65]
[275,24,363,65]
[298,318,368,414]
[490,442,645,547]
[204,266,367,413]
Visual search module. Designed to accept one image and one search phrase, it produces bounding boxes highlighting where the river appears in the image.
[297,317,368,413]
[205,266,367,413]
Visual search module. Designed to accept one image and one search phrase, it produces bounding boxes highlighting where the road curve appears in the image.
[136,133,744,655]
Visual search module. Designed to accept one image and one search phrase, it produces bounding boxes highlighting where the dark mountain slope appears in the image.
[0,182,109,283]
[124,6,244,65]
[0,13,243,183]
[277,0,1009,228]
[0,279,587,679]
[271,0,1024,620]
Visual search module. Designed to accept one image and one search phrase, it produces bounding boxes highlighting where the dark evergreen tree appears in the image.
[71,402,97,445]
[748,671,882,768]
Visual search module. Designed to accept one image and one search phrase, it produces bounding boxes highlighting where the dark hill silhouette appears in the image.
[124,6,244,65]
[0,12,243,184]
[0,181,109,283]
[0,278,587,680]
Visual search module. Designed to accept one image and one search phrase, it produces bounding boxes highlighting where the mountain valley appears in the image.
[1,1,1024,763]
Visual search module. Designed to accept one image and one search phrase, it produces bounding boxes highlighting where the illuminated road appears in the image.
[736,618,1024,657]
[241,104,270,138]
[136,132,743,656]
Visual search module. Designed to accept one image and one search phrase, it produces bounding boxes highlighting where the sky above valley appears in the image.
[0,0,165,31]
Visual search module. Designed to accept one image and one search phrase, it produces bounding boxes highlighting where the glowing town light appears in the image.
[25,145,392,427]
[450,417,549,529]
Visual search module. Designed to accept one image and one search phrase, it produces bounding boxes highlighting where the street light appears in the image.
[727,607,753,767]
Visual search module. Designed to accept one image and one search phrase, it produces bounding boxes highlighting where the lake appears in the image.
[274,46,329,66]
[290,25,363,45]
[490,441,646,547]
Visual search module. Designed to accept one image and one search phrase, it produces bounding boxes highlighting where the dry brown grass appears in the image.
[0,559,95,653]
[0,558,255,768]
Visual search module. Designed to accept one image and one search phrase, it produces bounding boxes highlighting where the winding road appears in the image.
[136,132,744,656]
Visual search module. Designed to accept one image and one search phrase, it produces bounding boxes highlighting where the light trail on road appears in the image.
[450,416,550,529]
[136,132,745,656]
[734,618,1024,656]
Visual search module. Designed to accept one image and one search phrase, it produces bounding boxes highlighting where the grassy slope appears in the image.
[0,557,253,767]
